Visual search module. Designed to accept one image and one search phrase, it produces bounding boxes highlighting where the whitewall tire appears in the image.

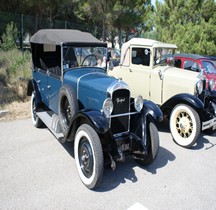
[169,104,201,148]
[31,92,43,128]
[74,124,104,189]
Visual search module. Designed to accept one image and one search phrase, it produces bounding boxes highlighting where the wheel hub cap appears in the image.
[81,149,90,166]
[176,112,193,138]
[79,140,93,178]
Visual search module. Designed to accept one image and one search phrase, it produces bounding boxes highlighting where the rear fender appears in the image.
[27,79,42,106]
[27,79,34,96]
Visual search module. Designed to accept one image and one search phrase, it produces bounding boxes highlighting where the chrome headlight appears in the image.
[134,95,143,112]
[102,98,113,117]
[208,79,215,92]
[195,80,203,95]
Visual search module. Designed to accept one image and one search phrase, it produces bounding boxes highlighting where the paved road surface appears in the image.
[0,118,216,210]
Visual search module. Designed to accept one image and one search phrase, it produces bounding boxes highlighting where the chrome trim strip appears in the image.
[108,111,140,118]
[113,131,130,138]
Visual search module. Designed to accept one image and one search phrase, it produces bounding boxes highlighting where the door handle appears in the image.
[158,70,163,80]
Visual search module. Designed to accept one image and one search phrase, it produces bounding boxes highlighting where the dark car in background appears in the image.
[27,29,163,189]
[174,53,216,89]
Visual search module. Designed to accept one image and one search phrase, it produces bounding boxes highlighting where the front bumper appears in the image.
[202,117,216,131]
[202,98,216,131]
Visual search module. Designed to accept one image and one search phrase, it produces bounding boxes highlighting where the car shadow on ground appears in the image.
[56,135,175,191]
[55,125,215,192]
[60,140,75,157]
[95,146,175,192]
[192,132,216,150]
[55,127,176,192]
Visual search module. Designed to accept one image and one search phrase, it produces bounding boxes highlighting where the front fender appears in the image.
[143,100,163,122]
[160,93,204,117]
[67,110,110,140]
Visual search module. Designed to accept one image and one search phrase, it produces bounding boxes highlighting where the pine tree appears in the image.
[155,0,216,55]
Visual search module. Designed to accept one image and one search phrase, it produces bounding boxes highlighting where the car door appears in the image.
[32,62,49,106]
[149,65,163,105]
[43,45,62,113]
[46,68,62,114]
[119,47,151,100]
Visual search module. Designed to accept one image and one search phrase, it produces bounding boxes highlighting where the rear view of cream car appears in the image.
[109,38,216,148]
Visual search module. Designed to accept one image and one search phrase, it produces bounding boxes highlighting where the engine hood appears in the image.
[156,65,200,81]
[64,67,129,110]
[154,65,202,103]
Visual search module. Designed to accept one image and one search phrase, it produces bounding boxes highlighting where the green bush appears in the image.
[0,22,18,51]
[0,49,32,105]
[0,49,31,83]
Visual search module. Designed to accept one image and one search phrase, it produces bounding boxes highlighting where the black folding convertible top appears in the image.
[30,29,107,47]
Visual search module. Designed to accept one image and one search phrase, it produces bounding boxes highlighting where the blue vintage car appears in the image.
[27,29,163,189]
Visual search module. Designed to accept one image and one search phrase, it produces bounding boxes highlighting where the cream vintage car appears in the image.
[109,38,216,148]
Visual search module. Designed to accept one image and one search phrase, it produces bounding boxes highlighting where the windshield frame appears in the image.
[62,45,108,70]
[154,47,176,66]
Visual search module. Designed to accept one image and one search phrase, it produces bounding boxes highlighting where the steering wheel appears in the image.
[81,54,98,66]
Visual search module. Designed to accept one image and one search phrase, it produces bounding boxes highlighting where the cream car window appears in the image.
[131,47,150,66]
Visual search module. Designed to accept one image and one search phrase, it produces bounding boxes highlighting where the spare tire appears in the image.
[58,85,78,136]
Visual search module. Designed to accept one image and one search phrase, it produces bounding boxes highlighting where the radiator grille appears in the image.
[111,89,130,134]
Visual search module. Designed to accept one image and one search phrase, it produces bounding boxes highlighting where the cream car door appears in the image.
[121,47,151,100]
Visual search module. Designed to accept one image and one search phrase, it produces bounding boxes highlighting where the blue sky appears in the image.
[151,0,163,7]
[152,0,156,7]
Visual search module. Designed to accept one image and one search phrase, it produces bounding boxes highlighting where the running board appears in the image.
[36,111,64,141]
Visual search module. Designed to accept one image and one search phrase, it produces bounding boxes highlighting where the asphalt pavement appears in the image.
[0,118,216,210]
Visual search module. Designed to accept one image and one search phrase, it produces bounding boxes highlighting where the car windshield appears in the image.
[154,48,175,66]
[63,46,107,69]
[202,60,216,74]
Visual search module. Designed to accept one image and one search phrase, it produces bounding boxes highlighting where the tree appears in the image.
[19,0,74,28]
[0,0,154,47]
[155,0,216,55]
[111,0,153,40]
[75,0,116,41]
[75,0,153,47]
